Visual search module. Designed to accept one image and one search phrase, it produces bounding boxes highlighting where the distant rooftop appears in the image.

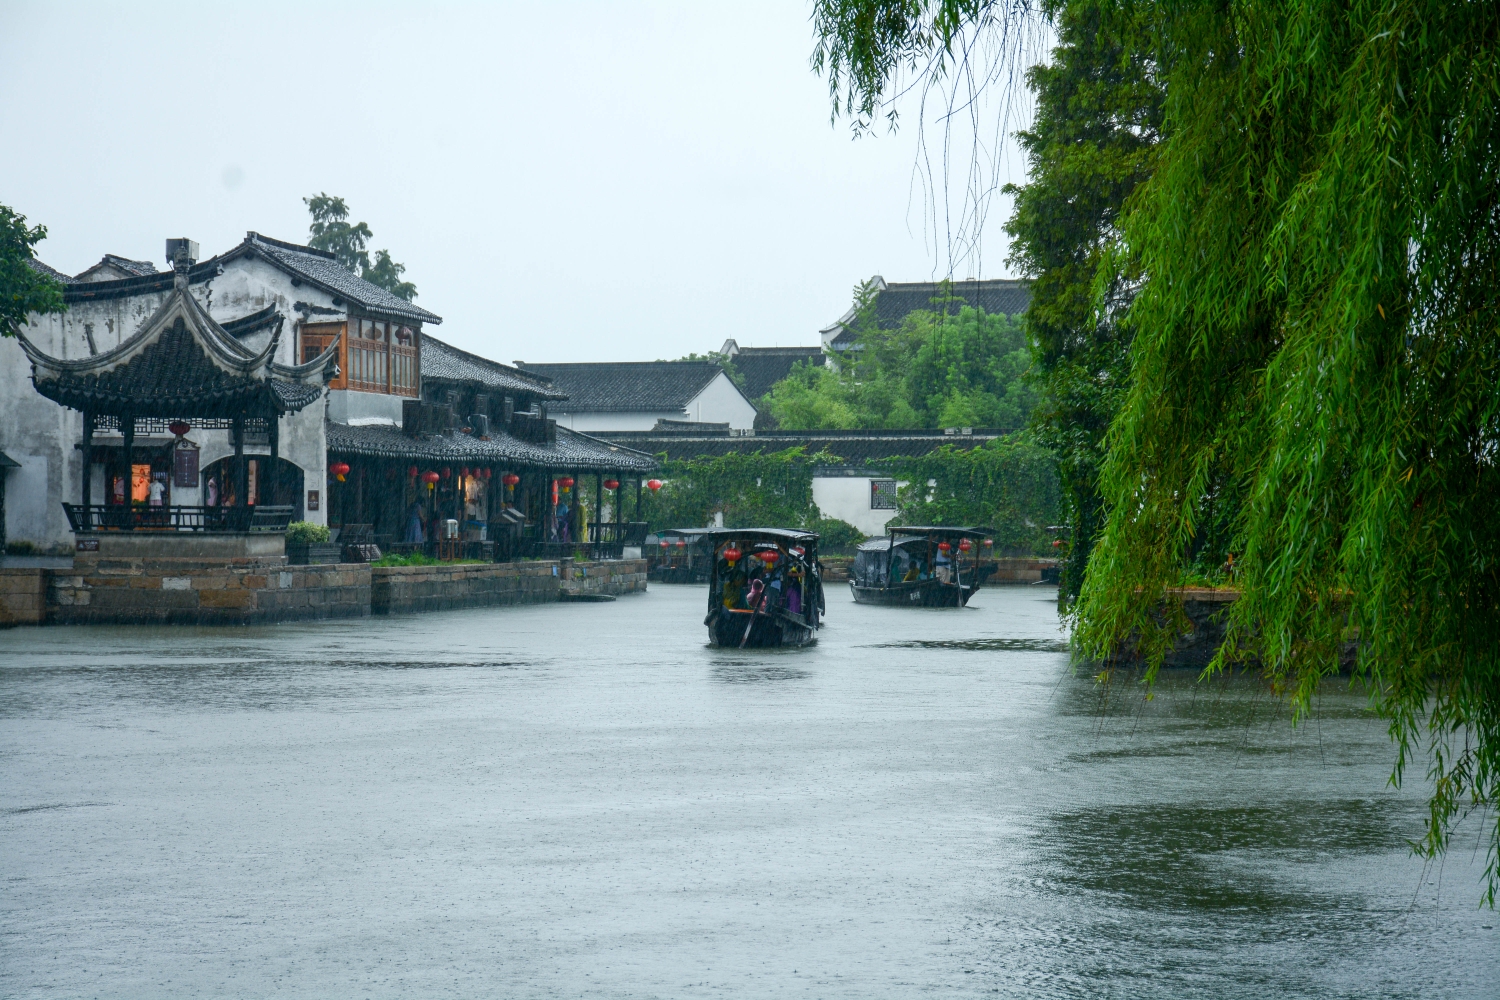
[519,361,727,413]
[821,276,1031,349]
[719,341,826,400]
[420,335,567,400]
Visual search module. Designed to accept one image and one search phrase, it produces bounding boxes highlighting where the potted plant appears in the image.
[285,521,340,565]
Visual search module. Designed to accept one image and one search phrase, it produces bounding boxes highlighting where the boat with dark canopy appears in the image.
[849,526,996,607]
[703,528,824,648]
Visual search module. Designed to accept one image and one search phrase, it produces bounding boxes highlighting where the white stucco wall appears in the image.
[685,372,757,430]
[327,390,404,427]
[550,410,686,432]
[812,475,906,537]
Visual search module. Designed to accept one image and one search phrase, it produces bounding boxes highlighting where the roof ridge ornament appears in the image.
[166,238,199,290]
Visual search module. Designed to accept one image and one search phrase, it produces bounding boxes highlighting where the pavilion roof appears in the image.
[18,276,335,419]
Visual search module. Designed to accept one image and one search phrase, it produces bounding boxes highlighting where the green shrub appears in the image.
[285,521,330,545]
[808,517,866,553]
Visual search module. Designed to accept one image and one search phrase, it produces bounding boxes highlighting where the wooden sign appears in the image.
[306,489,319,511]
[172,441,200,488]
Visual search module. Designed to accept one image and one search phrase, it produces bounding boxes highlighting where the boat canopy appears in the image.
[702,528,820,546]
[884,525,993,539]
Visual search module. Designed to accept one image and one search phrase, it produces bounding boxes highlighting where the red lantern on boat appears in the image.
[168,421,190,437]
[760,550,779,565]
[603,479,619,491]
[958,538,972,552]
[646,479,663,492]
[937,541,952,553]
[330,461,350,482]
[659,538,670,548]
[502,472,520,488]
[723,546,742,563]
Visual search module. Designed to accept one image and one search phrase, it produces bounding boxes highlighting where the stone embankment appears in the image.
[0,534,646,627]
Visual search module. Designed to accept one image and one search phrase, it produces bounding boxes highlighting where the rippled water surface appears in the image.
[2,584,1494,997]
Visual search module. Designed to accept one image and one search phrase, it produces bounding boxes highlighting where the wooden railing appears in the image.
[62,504,296,533]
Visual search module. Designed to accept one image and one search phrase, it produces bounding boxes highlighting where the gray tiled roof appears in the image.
[242,233,442,325]
[519,362,724,413]
[28,315,322,418]
[730,347,825,399]
[24,258,77,283]
[421,335,567,400]
[77,254,159,279]
[325,421,656,472]
[825,277,1031,348]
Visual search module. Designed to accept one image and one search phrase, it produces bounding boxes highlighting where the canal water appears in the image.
[2,584,1494,997]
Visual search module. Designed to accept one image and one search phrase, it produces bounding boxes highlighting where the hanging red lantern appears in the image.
[460,467,470,479]
[482,468,492,480]
[408,465,418,478]
[603,479,619,491]
[659,538,670,548]
[1052,539,1064,548]
[937,540,952,553]
[675,538,687,548]
[760,550,780,565]
[958,537,972,552]
[502,473,520,487]
[330,461,350,482]
[723,546,742,562]
[558,476,575,489]
[422,470,440,486]
[646,479,663,492]
[168,421,191,437]
[982,538,994,548]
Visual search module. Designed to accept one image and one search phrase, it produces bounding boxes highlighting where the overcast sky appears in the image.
[1,2,1038,362]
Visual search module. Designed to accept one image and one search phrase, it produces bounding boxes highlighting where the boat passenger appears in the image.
[934,544,953,583]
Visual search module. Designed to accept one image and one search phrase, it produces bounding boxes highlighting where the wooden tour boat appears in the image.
[703,528,824,648]
[849,526,996,608]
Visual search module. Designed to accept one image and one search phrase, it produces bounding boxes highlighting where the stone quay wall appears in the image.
[0,539,648,627]
[0,568,48,627]
[372,558,648,614]
[559,559,648,598]
[371,561,562,615]
[36,533,369,626]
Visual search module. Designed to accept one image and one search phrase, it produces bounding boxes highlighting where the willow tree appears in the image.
[813,0,1500,898]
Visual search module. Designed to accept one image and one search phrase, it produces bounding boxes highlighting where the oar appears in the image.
[740,579,767,648]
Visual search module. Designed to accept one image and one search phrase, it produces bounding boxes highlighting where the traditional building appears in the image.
[518,361,757,432]
[2,232,654,559]
[819,276,1031,351]
[716,340,826,402]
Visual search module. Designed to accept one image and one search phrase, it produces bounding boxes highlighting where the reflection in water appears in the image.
[1,585,1492,998]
